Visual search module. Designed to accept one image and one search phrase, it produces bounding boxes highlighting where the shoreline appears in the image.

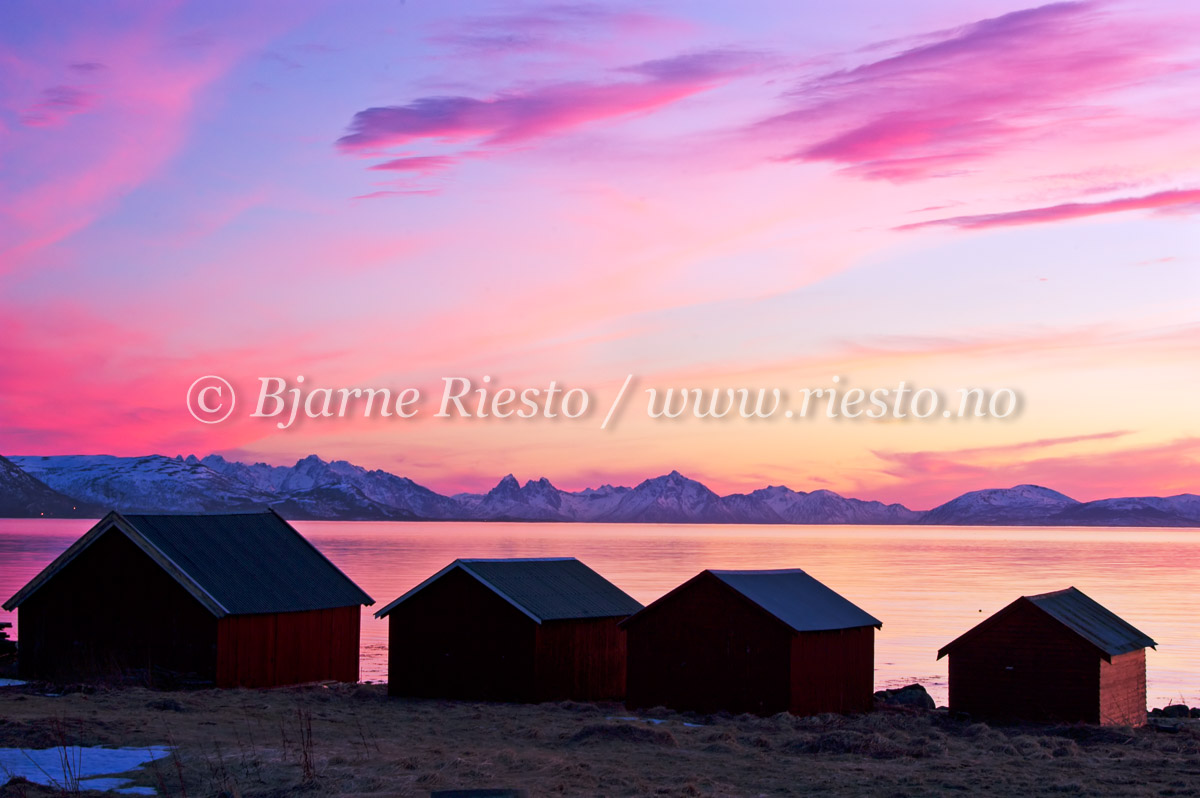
[4,516,1200,529]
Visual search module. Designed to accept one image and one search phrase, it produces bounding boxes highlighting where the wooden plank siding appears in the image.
[946,601,1103,723]
[534,617,627,701]
[386,566,538,700]
[1099,649,1147,727]
[789,626,875,715]
[16,530,218,683]
[385,567,630,702]
[215,605,360,688]
[625,572,792,714]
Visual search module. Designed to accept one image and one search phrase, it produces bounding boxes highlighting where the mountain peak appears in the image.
[5,453,1194,527]
[488,474,521,495]
[921,483,1079,525]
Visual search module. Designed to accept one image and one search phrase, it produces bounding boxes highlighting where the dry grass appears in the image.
[0,683,1198,797]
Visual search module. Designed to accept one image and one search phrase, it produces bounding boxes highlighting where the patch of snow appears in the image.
[0,678,26,687]
[605,715,707,728]
[0,745,170,794]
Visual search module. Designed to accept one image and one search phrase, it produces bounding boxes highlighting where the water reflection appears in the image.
[2,520,1196,707]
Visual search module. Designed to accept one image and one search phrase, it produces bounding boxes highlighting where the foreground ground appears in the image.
[0,683,1198,797]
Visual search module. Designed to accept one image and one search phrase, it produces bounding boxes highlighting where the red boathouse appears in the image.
[938,586,1156,726]
[622,569,882,715]
[3,510,373,687]
[377,558,642,702]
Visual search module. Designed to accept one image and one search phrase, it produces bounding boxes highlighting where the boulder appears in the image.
[874,684,935,711]
[1159,704,1191,719]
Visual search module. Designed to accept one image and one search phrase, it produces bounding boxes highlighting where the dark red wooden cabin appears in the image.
[376,558,642,702]
[3,510,373,687]
[622,569,881,715]
[938,587,1155,726]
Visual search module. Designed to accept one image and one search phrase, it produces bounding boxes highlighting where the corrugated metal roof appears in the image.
[1026,587,1156,657]
[4,510,372,617]
[375,557,643,622]
[708,569,882,632]
[937,586,1156,660]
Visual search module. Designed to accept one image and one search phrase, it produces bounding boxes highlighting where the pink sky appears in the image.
[1,0,1198,509]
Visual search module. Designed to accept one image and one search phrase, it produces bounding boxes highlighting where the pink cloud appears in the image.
[759,2,1197,180]
[368,155,456,173]
[352,189,441,200]
[0,6,309,275]
[429,5,688,57]
[866,435,1200,509]
[897,188,1200,230]
[21,85,93,127]
[336,49,758,154]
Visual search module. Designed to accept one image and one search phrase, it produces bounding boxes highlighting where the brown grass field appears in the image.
[1,683,1198,797]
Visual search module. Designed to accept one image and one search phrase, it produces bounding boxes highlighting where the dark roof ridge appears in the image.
[4,510,372,616]
[375,557,642,622]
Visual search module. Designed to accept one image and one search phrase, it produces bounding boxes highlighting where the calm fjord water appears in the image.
[2,519,1196,707]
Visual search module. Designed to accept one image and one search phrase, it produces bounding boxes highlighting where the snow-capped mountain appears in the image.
[2,454,1196,526]
[729,485,922,525]
[599,471,736,523]
[10,454,422,519]
[1051,495,1200,527]
[455,471,741,523]
[0,455,100,518]
[199,454,459,520]
[560,484,634,520]
[10,454,273,514]
[920,484,1079,525]
[456,475,567,521]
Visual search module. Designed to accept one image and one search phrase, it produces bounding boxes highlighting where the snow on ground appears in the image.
[0,679,27,687]
[0,745,170,795]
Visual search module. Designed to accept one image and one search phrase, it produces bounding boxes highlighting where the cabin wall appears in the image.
[534,617,627,701]
[789,626,876,715]
[386,568,537,700]
[215,605,360,688]
[625,573,791,714]
[947,602,1101,723]
[16,531,218,683]
[1099,648,1147,727]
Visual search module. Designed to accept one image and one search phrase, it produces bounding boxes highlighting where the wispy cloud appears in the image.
[336,49,759,155]
[868,435,1200,508]
[897,188,1200,230]
[758,2,1196,181]
[428,4,687,56]
[872,431,1133,478]
[0,7,301,274]
[352,189,441,200]
[20,85,93,127]
[368,155,457,173]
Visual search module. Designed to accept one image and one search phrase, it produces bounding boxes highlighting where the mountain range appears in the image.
[2,453,1198,527]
